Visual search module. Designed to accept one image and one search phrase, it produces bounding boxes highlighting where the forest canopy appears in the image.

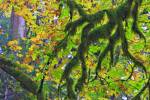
[0,0,149,100]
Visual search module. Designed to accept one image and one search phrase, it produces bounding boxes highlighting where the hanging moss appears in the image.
[0,0,149,99]
[59,0,149,99]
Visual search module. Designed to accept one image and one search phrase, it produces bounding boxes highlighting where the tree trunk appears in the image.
[10,7,26,39]
[37,92,44,100]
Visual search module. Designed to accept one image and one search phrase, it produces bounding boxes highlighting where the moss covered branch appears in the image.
[58,0,149,99]
[0,56,44,100]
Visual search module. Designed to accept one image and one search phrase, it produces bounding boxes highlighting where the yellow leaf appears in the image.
[7,40,18,46]
[31,37,43,44]
[17,53,23,57]
[23,57,32,64]
[26,65,34,72]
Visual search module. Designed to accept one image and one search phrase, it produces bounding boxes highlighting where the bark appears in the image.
[10,7,26,39]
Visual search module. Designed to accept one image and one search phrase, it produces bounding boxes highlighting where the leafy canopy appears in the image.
[0,0,149,99]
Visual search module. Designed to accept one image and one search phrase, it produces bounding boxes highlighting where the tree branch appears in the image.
[0,56,38,95]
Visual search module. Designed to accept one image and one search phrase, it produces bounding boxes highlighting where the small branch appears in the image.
[121,64,135,82]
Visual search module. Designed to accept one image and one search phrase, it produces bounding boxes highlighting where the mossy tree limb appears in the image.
[0,57,44,100]
[58,0,149,99]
